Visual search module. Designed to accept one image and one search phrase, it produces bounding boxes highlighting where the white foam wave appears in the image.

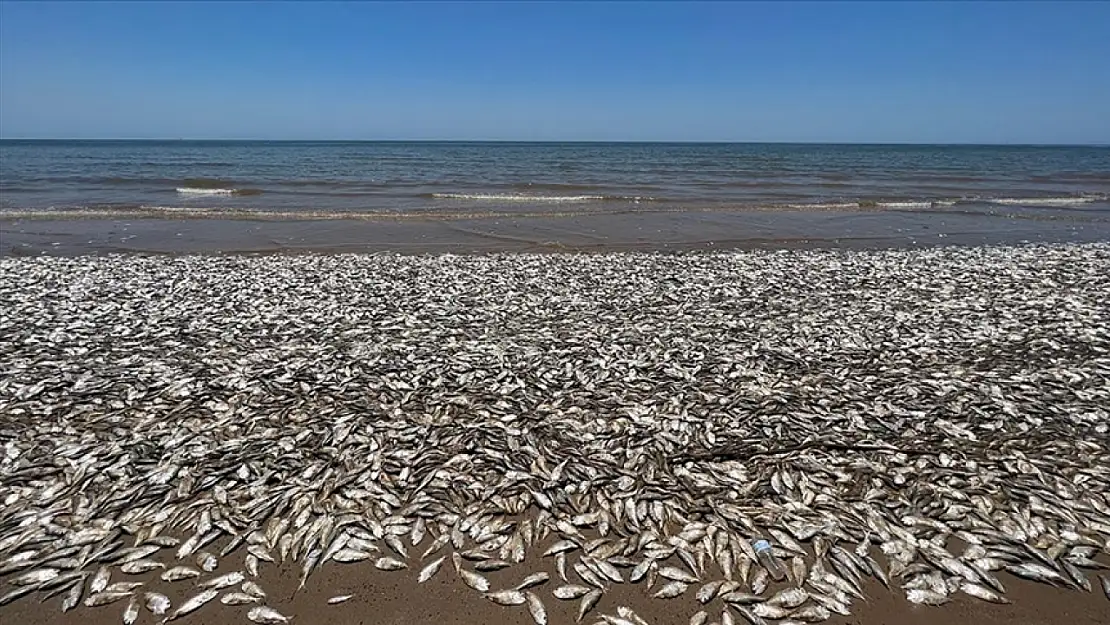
[988,197,1098,207]
[784,202,859,210]
[432,193,607,202]
[176,187,237,195]
[877,201,934,209]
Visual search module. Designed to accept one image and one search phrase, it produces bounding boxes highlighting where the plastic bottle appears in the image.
[752,539,786,581]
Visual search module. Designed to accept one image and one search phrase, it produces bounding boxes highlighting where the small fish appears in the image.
[84,591,133,608]
[104,582,145,593]
[1005,563,1066,585]
[577,589,602,621]
[222,592,260,605]
[905,589,949,605]
[91,566,111,593]
[516,572,550,590]
[960,582,1010,604]
[753,603,791,619]
[374,556,407,571]
[525,591,548,625]
[144,592,171,615]
[459,567,490,592]
[201,571,246,589]
[247,606,291,624]
[653,581,689,599]
[720,591,763,605]
[418,556,445,583]
[331,548,372,563]
[166,589,218,621]
[1100,575,1110,601]
[767,587,808,609]
[196,552,218,572]
[61,581,83,612]
[122,595,140,625]
[486,589,527,606]
[327,594,353,604]
[697,580,723,603]
[690,611,709,625]
[11,568,60,586]
[660,566,699,584]
[789,605,832,622]
[553,584,591,600]
[243,580,267,598]
[160,566,201,582]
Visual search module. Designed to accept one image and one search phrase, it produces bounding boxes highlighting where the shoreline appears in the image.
[2,244,1109,625]
[4,203,1110,256]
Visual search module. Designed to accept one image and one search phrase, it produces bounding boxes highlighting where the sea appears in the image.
[1,141,1108,218]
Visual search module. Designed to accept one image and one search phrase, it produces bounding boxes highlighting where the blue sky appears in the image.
[1,1,1107,143]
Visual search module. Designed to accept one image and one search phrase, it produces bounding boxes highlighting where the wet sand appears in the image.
[3,203,1110,256]
[6,546,1108,625]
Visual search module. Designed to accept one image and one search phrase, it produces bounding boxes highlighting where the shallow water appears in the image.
[2,141,1108,217]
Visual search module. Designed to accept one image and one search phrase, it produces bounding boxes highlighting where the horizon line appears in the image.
[1,137,1107,147]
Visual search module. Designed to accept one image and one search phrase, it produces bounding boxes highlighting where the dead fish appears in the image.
[61,581,83,612]
[516,572,550,590]
[697,580,723,603]
[104,582,145,593]
[577,589,603,621]
[1005,563,1066,585]
[660,565,699,584]
[122,595,140,625]
[653,581,689,599]
[752,603,792,619]
[222,592,260,606]
[789,605,832,623]
[327,595,353,605]
[767,587,808,609]
[167,589,218,621]
[243,580,267,598]
[418,556,445,583]
[10,568,60,586]
[720,591,764,605]
[553,584,591,600]
[144,592,171,615]
[960,582,1010,604]
[247,606,292,624]
[0,586,36,607]
[1100,575,1110,600]
[84,591,133,608]
[331,548,372,563]
[690,611,709,625]
[161,566,201,582]
[91,566,111,593]
[200,571,245,589]
[486,589,527,606]
[905,589,949,605]
[525,591,548,625]
[196,552,218,572]
[459,567,491,592]
[374,556,407,571]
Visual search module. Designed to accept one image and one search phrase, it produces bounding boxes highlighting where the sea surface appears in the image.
[1,141,1108,218]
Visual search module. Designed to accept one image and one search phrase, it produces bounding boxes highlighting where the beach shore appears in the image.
[2,244,1109,625]
[3,201,1110,256]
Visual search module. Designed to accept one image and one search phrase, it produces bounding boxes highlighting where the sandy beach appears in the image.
[4,201,1110,257]
[2,244,1109,625]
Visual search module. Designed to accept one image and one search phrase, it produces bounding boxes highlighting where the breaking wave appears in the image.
[429,193,656,203]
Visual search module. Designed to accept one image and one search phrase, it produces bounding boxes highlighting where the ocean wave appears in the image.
[429,192,655,203]
[987,196,1100,207]
[176,187,262,196]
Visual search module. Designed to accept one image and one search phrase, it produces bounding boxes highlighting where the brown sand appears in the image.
[5,541,1108,625]
[4,204,1110,256]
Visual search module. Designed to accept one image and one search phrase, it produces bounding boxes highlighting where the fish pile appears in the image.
[1,243,1109,624]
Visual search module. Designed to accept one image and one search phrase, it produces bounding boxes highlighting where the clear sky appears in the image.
[1,1,1107,143]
